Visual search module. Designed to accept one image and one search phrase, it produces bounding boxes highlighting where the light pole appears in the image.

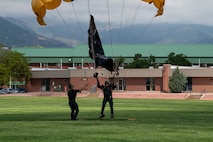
[9,75,12,89]
[68,58,72,67]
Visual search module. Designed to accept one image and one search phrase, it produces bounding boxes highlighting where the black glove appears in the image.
[93,72,98,78]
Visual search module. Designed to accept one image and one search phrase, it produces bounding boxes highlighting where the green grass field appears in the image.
[0,96,213,142]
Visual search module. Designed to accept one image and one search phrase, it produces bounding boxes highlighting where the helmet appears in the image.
[68,84,73,89]
[105,81,110,85]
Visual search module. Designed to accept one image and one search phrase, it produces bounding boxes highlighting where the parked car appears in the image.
[0,88,18,94]
[0,89,6,94]
[16,88,27,93]
[0,88,8,94]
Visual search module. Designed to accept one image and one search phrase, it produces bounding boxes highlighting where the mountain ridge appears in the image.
[0,17,67,47]
[1,16,213,47]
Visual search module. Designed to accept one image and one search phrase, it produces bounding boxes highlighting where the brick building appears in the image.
[12,44,213,93]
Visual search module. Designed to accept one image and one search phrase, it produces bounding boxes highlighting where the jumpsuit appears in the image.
[68,89,80,120]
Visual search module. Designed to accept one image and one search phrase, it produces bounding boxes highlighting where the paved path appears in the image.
[1,91,213,100]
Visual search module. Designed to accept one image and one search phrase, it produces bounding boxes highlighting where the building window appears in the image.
[48,63,56,66]
[44,63,48,67]
[41,78,50,91]
[118,78,126,91]
[146,78,155,91]
[185,77,192,91]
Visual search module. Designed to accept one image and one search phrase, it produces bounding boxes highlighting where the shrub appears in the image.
[169,67,187,93]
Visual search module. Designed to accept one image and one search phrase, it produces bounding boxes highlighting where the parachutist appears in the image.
[95,75,116,119]
[67,83,88,120]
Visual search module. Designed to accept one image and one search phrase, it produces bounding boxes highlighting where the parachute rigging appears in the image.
[32,0,166,26]
[31,0,166,73]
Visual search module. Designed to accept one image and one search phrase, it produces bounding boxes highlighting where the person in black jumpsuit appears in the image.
[94,73,116,119]
[68,84,87,120]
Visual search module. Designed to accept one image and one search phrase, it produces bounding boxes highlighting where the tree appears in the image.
[114,56,125,68]
[0,50,31,86]
[0,65,10,86]
[168,67,187,93]
[0,42,4,48]
[126,53,156,69]
[133,53,142,61]
[126,53,144,68]
[148,55,156,66]
[165,52,191,66]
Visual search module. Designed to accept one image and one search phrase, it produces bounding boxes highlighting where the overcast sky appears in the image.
[0,0,213,27]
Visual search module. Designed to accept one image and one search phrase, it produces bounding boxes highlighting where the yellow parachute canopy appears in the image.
[32,0,164,26]
[142,0,165,17]
[31,0,73,26]
[31,0,47,25]
[41,0,61,10]
[63,0,74,2]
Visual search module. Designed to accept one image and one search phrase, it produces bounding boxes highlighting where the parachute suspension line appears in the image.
[70,2,85,42]
[117,0,126,44]
[87,0,91,18]
[56,9,72,35]
[87,0,96,69]
[106,0,113,59]
[134,2,156,41]
[132,1,142,25]
[123,0,140,25]
[137,16,155,42]
[123,1,142,44]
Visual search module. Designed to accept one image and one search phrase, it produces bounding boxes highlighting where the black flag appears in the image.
[88,15,114,72]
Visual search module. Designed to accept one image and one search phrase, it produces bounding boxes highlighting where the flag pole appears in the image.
[89,15,96,68]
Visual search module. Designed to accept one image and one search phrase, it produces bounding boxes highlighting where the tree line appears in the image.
[115,52,191,69]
